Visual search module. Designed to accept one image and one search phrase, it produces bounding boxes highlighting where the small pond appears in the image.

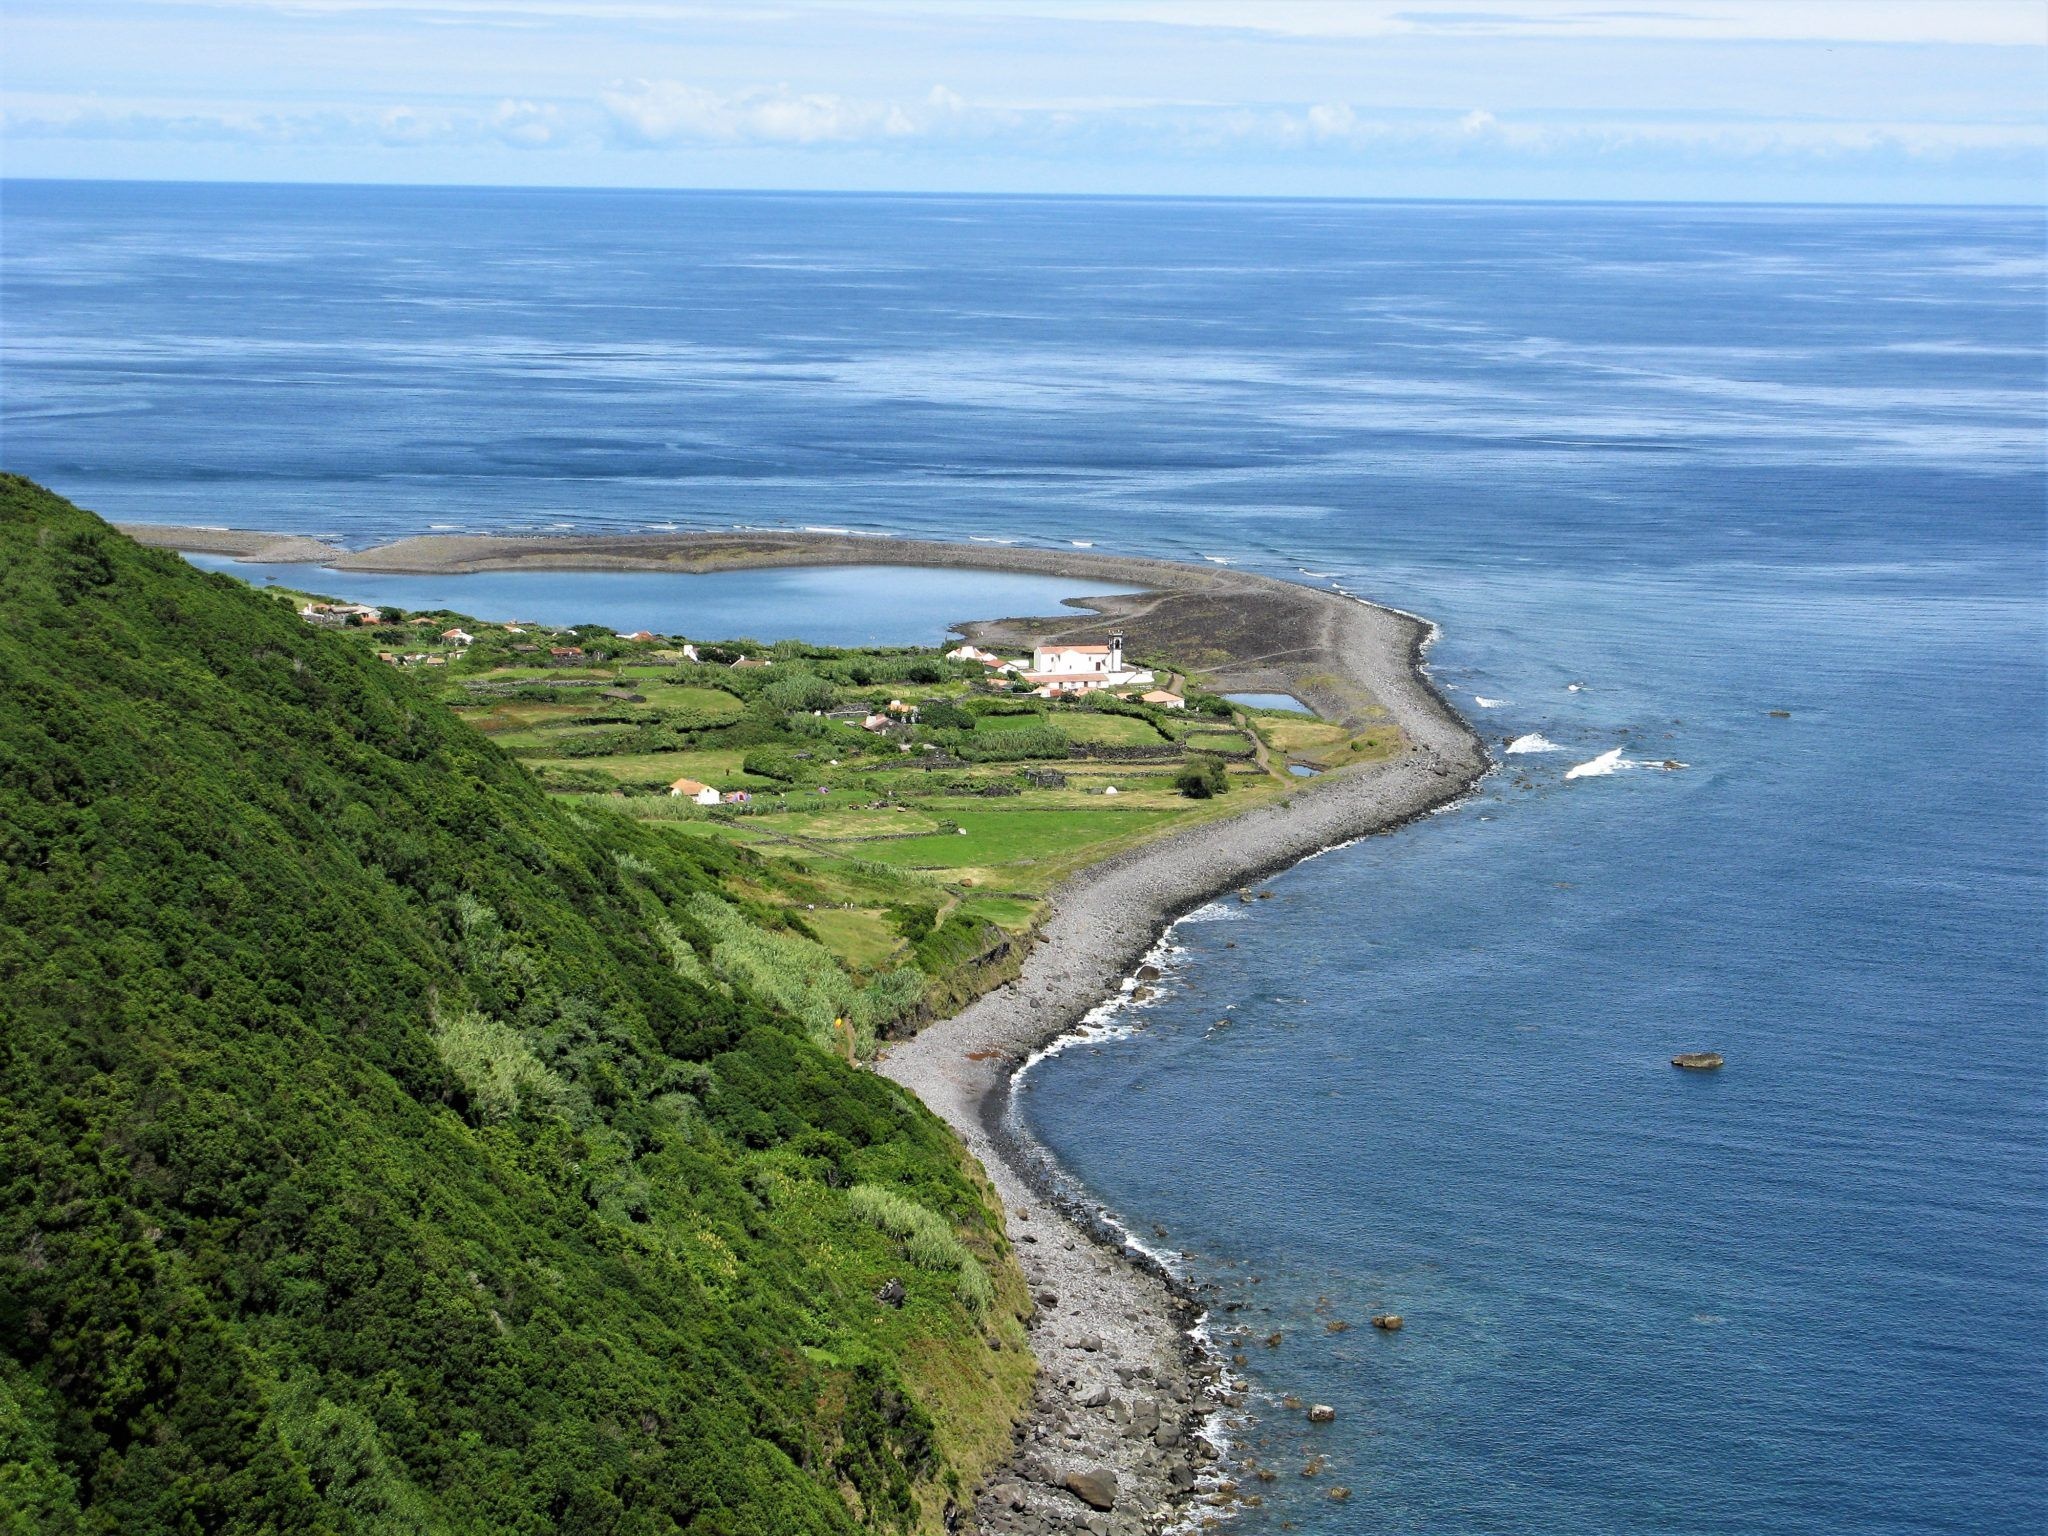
[1223,691,1314,714]
[180,554,1135,649]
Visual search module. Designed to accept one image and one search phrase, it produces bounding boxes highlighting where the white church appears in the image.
[1017,633,1155,696]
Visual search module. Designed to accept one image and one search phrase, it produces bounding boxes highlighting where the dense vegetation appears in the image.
[0,478,1032,1534]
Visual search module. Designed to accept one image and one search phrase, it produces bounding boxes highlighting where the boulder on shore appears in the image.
[1061,1468,1118,1511]
[1672,1052,1725,1070]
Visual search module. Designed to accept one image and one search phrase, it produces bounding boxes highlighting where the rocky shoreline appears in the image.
[879,697,1483,1533]
[123,521,1488,1533]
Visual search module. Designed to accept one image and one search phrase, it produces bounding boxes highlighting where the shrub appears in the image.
[1174,751,1231,799]
[764,670,838,714]
[428,1001,568,1123]
[936,725,1068,763]
[742,746,805,782]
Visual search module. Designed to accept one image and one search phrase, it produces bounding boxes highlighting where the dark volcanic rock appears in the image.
[1061,1468,1118,1511]
[1672,1052,1725,1070]
[875,1277,906,1308]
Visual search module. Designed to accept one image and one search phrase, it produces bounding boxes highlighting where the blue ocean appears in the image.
[4,182,2042,1533]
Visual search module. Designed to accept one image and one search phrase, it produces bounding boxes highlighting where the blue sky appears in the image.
[3,1,2043,202]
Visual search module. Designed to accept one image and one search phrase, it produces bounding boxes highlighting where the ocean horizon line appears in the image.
[4,173,2041,214]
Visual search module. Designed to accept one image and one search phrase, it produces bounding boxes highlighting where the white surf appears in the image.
[1565,747,1634,779]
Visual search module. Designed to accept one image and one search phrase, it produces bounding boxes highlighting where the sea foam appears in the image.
[1506,733,1563,754]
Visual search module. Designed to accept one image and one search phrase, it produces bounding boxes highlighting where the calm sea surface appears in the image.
[4,182,2042,1534]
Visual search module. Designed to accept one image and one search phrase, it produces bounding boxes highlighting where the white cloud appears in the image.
[1265,103,2048,162]
[599,81,924,145]
[491,98,561,147]
[1306,102,1356,139]
[10,85,2040,174]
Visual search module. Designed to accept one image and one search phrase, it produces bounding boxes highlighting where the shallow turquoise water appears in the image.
[5,183,2042,1533]
[179,553,1133,648]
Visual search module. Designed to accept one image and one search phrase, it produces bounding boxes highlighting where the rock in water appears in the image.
[1307,1404,1337,1423]
[1061,1468,1118,1511]
[1370,1313,1403,1331]
[1672,1052,1725,1070]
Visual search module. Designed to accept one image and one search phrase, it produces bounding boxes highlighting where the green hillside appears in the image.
[0,477,1031,1534]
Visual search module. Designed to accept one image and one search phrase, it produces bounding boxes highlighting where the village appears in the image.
[292,589,1401,1029]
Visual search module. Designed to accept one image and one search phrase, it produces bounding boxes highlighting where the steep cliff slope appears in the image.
[0,477,1027,1534]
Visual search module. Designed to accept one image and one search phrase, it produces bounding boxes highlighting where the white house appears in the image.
[669,777,723,806]
[1018,632,1154,695]
[299,602,381,627]
[1141,689,1186,710]
[946,643,1004,666]
[441,628,474,647]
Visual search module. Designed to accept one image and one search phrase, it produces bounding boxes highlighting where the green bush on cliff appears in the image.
[0,476,1024,1534]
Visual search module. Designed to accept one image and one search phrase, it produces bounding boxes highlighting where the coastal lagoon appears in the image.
[178,553,1134,648]
[5,183,2042,1533]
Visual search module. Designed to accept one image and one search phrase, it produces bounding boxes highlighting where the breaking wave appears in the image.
[1556,749,1638,782]
[1565,747,1633,779]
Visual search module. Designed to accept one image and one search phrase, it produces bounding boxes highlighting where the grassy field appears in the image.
[849,807,1177,889]
[325,610,1400,1040]
[1046,711,1169,745]
[1260,713,1403,770]
[801,906,908,970]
